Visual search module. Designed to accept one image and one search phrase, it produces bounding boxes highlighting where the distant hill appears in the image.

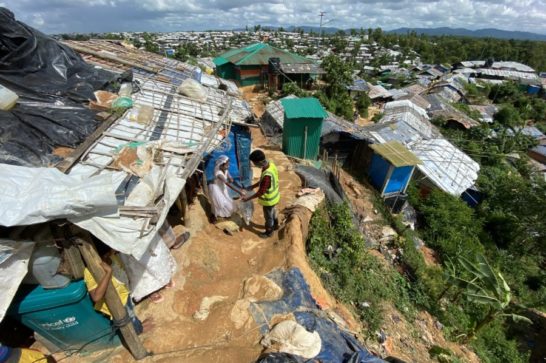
[234,25,341,34]
[387,27,546,41]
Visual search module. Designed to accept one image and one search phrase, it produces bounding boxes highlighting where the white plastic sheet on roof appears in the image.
[411,138,479,196]
[0,164,121,227]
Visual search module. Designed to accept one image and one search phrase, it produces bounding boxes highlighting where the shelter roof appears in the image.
[412,138,480,196]
[370,141,422,167]
[214,42,313,66]
[367,83,392,100]
[281,97,327,119]
[347,78,370,92]
[55,40,252,258]
[425,94,480,129]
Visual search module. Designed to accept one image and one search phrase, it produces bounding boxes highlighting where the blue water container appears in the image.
[9,280,119,353]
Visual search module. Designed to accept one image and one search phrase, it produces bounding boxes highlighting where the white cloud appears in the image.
[3,0,546,34]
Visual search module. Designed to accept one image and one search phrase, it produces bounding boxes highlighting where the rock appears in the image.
[242,275,283,301]
[435,320,444,330]
[247,258,257,266]
[230,298,253,330]
[380,226,398,243]
[193,295,227,321]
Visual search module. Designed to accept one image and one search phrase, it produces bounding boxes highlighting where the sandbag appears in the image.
[177,78,207,102]
[261,320,322,359]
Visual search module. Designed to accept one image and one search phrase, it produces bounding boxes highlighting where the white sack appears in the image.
[177,78,208,102]
[261,320,322,359]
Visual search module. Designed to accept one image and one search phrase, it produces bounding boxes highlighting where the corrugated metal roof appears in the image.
[370,141,422,167]
[281,97,327,119]
[214,42,313,66]
[368,83,392,99]
[347,78,370,92]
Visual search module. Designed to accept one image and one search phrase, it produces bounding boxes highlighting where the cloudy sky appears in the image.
[3,0,546,35]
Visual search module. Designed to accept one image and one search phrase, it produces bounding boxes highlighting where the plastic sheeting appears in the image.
[0,240,35,322]
[0,164,121,227]
[119,233,177,302]
[69,165,186,259]
[294,165,345,205]
[0,8,119,166]
[205,126,253,189]
[250,268,385,363]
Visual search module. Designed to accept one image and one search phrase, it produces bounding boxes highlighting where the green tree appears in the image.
[320,55,354,120]
[355,92,371,117]
[448,254,532,342]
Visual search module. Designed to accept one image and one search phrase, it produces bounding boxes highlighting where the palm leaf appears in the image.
[499,314,533,324]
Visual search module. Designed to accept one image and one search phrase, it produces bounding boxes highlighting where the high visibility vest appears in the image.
[258,161,280,206]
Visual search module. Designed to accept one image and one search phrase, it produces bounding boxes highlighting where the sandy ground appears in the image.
[240,86,269,118]
[356,106,381,126]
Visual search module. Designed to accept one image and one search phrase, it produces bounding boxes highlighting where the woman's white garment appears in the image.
[209,161,236,218]
[119,232,177,301]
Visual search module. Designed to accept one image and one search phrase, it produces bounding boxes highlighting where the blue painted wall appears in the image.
[384,165,413,194]
[369,154,390,191]
[369,153,413,195]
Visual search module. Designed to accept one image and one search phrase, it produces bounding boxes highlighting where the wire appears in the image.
[149,324,263,359]
[31,326,117,363]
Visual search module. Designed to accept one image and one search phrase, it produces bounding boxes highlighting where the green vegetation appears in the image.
[355,93,371,118]
[307,80,546,361]
[281,82,309,98]
[315,55,355,120]
[365,29,546,72]
[308,202,415,332]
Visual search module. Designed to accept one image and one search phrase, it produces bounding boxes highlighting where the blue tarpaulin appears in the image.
[205,132,240,183]
[250,268,385,363]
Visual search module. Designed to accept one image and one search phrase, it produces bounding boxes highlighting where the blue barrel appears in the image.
[9,281,119,353]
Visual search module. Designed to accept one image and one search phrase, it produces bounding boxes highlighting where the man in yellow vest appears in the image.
[243,150,280,238]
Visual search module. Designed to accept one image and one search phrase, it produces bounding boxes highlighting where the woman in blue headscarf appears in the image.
[208,155,242,220]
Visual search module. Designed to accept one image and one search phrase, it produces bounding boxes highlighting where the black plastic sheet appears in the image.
[0,7,122,166]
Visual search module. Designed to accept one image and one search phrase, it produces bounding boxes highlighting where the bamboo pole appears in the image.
[74,237,148,360]
[303,126,308,160]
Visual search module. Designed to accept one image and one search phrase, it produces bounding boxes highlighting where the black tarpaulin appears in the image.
[0,7,122,166]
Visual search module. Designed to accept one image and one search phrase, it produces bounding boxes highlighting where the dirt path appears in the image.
[57,128,303,363]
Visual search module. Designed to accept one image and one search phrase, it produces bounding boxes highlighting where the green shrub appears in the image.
[471,320,530,363]
[308,202,416,333]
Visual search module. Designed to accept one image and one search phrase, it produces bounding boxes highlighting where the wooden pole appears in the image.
[50,225,85,279]
[303,126,308,160]
[74,237,148,360]
[179,188,189,226]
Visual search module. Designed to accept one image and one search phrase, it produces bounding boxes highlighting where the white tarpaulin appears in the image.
[0,240,35,322]
[69,164,186,259]
[0,164,122,227]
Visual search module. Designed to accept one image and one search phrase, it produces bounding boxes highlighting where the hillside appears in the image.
[387,27,546,41]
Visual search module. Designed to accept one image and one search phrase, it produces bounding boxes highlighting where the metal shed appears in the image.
[281,98,327,160]
[368,141,422,196]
